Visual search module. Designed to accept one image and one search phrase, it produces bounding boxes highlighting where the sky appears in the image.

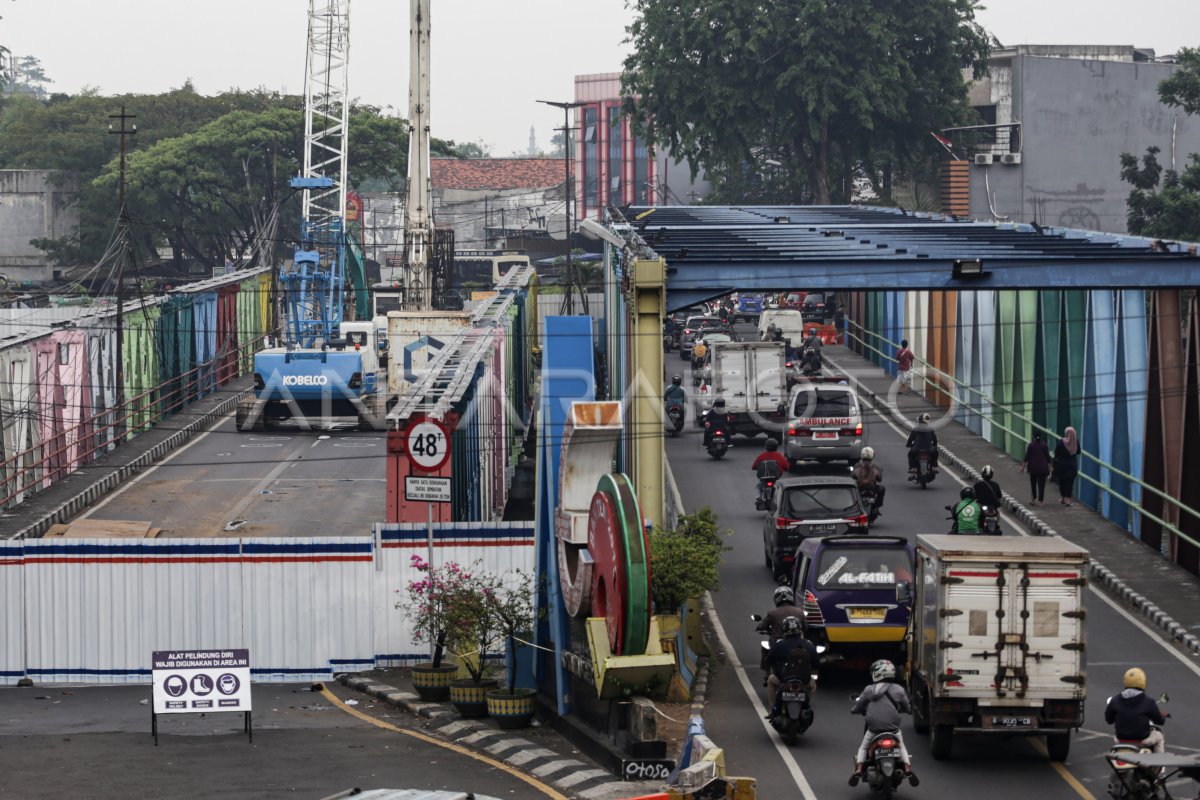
[4,1,1200,158]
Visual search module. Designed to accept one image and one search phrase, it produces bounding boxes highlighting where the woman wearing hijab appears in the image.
[1021,431,1052,506]
[1054,427,1080,506]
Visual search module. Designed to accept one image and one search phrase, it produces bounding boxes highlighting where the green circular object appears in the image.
[596,473,651,656]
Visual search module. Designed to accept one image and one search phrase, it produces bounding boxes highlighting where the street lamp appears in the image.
[538,99,588,315]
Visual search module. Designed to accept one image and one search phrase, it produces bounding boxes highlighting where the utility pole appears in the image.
[537,99,587,315]
[108,105,136,441]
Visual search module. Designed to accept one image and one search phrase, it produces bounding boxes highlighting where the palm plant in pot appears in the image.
[484,569,542,729]
[398,554,468,702]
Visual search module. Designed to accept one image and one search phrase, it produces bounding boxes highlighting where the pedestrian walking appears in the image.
[896,340,914,394]
[1054,426,1080,506]
[1021,431,1052,506]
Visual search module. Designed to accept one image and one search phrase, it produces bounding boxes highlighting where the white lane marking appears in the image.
[705,592,819,800]
[77,411,235,518]
[823,353,1200,679]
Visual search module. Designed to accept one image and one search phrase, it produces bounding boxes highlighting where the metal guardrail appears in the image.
[843,319,1200,552]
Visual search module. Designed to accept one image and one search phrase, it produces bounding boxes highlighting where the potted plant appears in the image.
[397,554,466,701]
[444,566,503,718]
[484,570,543,729]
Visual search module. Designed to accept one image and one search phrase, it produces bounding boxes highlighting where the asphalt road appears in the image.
[74,415,386,537]
[0,681,540,799]
[666,323,1200,800]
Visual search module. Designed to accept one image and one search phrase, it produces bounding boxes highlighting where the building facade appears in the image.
[951,46,1200,234]
[0,170,79,285]
[573,73,711,220]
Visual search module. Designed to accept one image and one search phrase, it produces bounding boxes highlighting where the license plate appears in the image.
[874,748,898,757]
[780,691,807,702]
[810,524,837,535]
[814,431,838,440]
[990,716,1032,728]
[848,607,887,621]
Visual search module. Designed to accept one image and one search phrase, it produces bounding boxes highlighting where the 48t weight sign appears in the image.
[405,416,450,472]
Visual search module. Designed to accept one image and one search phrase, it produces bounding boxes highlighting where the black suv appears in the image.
[762,474,868,582]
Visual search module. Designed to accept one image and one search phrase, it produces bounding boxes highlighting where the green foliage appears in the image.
[621,0,991,204]
[1159,47,1200,116]
[487,570,545,693]
[648,507,730,613]
[1119,146,1200,241]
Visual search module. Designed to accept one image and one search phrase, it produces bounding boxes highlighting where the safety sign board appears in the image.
[151,649,252,715]
[406,415,451,472]
[405,475,452,502]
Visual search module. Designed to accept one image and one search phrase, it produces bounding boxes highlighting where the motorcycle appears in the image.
[980,505,1002,535]
[908,449,937,489]
[755,462,782,511]
[707,428,729,459]
[860,730,912,797]
[751,615,819,746]
[860,487,881,524]
[1106,751,1199,800]
[665,402,685,437]
[1106,695,1171,799]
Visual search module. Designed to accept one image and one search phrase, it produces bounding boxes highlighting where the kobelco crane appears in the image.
[239,0,387,431]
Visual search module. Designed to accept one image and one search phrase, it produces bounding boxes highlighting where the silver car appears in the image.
[784,380,865,464]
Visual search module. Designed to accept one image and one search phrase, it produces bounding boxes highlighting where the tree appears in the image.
[9,55,52,99]
[1118,49,1200,240]
[622,0,991,204]
[648,507,730,613]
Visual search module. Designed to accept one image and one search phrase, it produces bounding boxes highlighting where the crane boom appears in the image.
[402,0,434,310]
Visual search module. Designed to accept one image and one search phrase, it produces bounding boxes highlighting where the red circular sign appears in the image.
[405,415,451,472]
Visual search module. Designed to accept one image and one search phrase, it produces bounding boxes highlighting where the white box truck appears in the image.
[903,534,1088,763]
[706,340,789,437]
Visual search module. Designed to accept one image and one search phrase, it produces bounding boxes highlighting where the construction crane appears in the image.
[376,0,454,315]
[238,0,387,432]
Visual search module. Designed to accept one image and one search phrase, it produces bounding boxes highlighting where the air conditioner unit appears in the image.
[974,153,994,166]
[1000,152,1022,165]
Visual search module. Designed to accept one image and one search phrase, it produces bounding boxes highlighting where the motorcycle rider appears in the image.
[850,659,919,787]
[664,375,687,428]
[752,438,790,476]
[906,412,939,474]
[1105,667,1167,753]
[803,327,824,353]
[765,615,818,716]
[973,465,1002,510]
[702,397,733,447]
[800,346,822,376]
[947,486,982,534]
[850,447,886,517]
[757,586,806,639]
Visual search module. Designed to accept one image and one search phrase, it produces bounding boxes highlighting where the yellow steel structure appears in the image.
[630,256,666,531]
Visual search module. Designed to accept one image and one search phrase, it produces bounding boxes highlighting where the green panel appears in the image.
[598,473,651,656]
[346,231,371,321]
[1037,291,1062,435]
[1062,291,1089,432]
[123,307,162,437]
[993,291,1017,454]
[1014,290,1039,458]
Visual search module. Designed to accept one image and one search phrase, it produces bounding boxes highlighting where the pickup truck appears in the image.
[902,534,1089,763]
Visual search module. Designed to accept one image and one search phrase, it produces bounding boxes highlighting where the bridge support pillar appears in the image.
[631,257,666,531]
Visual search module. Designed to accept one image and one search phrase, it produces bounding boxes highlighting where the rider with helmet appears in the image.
[803,327,824,353]
[906,412,939,474]
[800,346,822,376]
[850,447,886,516]
[973,465,1002,510]
[757,586,806,639]
[1105,667,1167,753]
[664,374,687,405]
[702,397,733,446]
[752,438,791,477]
[850,660,918,787]
[766,615,819,714]
[948,486,982,534]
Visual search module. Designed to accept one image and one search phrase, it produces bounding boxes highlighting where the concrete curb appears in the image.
[830,354,1200,661]
[15,389,250,539]
[336,674,653,800]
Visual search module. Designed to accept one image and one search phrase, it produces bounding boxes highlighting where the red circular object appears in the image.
[405,414,451,472]
[588,491,626,654]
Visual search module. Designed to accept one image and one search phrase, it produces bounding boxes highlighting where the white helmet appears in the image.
[860,447,875,461]
[871,659,896,682]
[981,465,994,479]
[773,586,795,606]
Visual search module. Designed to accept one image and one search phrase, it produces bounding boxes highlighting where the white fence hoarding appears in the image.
[0,526,534,685]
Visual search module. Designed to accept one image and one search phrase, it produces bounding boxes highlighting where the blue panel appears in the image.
[534,316,596,717]
[1081,291,1116,510]
[975,291,996,442]
[1121,290,1149,538]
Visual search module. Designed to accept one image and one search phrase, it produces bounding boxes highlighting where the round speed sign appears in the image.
[405,416,451,472]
